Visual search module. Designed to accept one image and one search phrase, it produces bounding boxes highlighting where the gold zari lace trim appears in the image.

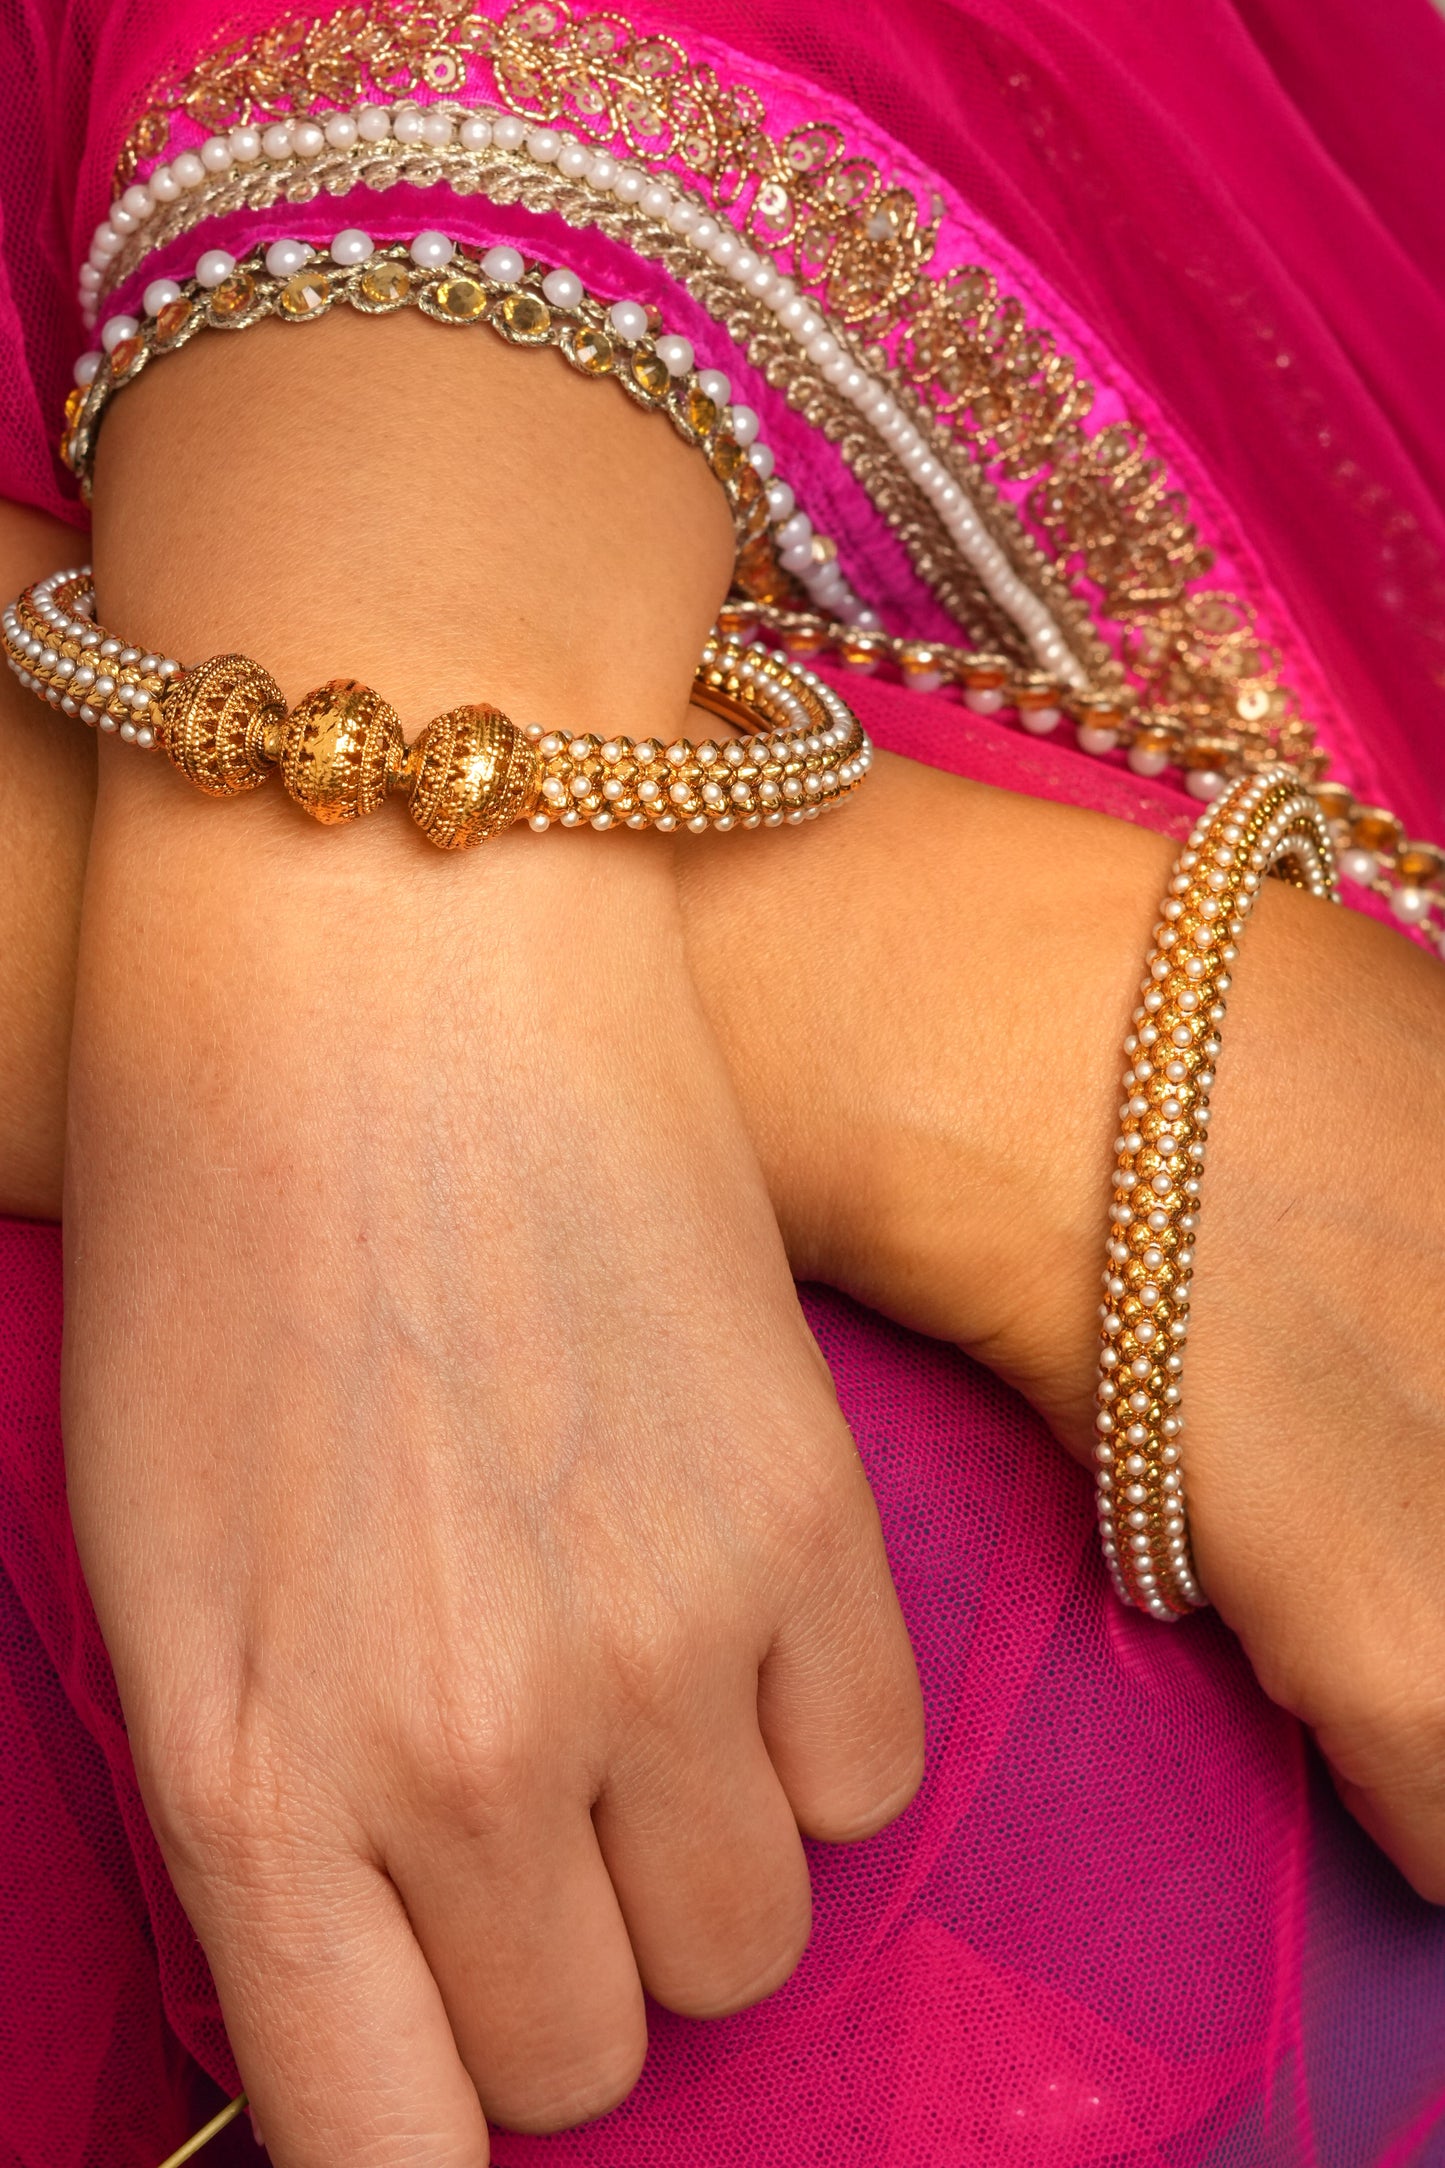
[109,0,1318,784]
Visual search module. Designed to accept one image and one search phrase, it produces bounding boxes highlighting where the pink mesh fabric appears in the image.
[2,1,1445,2162]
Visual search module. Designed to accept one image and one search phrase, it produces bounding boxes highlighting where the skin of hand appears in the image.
[56,314,924,2165]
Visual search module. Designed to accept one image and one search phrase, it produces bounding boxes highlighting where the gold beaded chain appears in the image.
[4,571,871,846]
[718,597,1445,963]
[59,239,796,608]
[1092,769,1337,1619]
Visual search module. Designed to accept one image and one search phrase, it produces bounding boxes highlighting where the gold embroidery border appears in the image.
[108,0,1308,769]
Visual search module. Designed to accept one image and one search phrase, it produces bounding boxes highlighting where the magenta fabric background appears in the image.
[3,0,1445,2162]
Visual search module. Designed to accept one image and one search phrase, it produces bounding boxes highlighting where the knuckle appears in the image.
[141,1705,292,1875]
[402,1690,538,1831]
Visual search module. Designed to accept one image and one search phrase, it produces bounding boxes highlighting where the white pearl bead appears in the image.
[691,215,718,247]
[1076,724,1119,756]
[697,368,731,405]
[728,403,760,446]
[777,511,813,549]
[421,109,452,148]
[172,151,207,189]
[91,222,120,257]
[654,333,694,375]
[264,238,312,277]
[1020,707,1060,737]
[748,443,775,479]
[492,116,527,152]
[479,244,522,283]
[458,115,492,151]
[1339,846,1378,885]
[72,351,102,386]
[141,278,182,316]
[101,313,139,350]
[1128,743,1172,778]
[147,166,180,203]
[199,137,234,175]
[121,183,153,220]
[323,112,359,149]
[608,299,649,342]
[766,481,796,521]
[1185,770,1227,802]
[640,182,673,218]
[291,121,324,157]
[329,228,373,266]
[666,196,699,233]
[412,230,457,270]
[612,166,646,203]
[78,264,101,290]
[229,126,262,162]
[586,152,618,189]
[1390,886,1433,924]
[708,229,740,266]
[526,128,561,162]
[541,267,583,308]
[260,125,293,162]
[357,106,392,142]
[391,107,426,146]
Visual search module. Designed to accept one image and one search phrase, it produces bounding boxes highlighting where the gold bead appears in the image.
[160,654,285,796]
[279,680,404,823]
[406,704,540,848]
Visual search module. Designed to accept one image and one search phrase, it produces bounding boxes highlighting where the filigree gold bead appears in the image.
[279,679,404,823]
[160,652,284,795]
[406,704,540,848]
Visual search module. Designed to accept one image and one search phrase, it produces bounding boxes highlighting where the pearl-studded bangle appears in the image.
[61,235,867,626]
[4,570,871,847]
[1093,768,1338,1620]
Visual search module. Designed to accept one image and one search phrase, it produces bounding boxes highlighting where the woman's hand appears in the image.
[57,316,923,2164]
[679,752,1445,1901]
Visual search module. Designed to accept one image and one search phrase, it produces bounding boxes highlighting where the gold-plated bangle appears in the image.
[1092,768,1338,1619]
[4,570,871,847]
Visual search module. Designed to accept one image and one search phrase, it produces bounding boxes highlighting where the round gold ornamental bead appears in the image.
[405,704,540,848]
[160,653,285,796]
[279,679,405,824]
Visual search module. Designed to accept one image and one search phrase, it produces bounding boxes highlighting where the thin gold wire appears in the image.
[155,2093,248,2168]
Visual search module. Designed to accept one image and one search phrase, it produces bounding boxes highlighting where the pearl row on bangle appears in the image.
[4,567,177,745]
[1092,768,1337,1619]
[65,237,867,630]
[75,95,1072,671]
[5,571,872,845]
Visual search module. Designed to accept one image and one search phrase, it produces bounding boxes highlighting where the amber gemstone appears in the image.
[630,347,669,397]
[209,270,257,317]
[1351,807,1405,853]
[1398,844,1444,884]
[685,385,718,436]
[63,387,87,428]
[154,299,194,343]
[108,336,144,378]
[733,462,763,509]
[436,276,488,320]
[358,260,411,307]
[712,436,745,481]
[278,270,331,318]
[572,327,615,373]
[500,291,550,337]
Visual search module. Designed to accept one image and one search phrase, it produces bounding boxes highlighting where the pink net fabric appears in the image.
[2,1,1445,2163]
